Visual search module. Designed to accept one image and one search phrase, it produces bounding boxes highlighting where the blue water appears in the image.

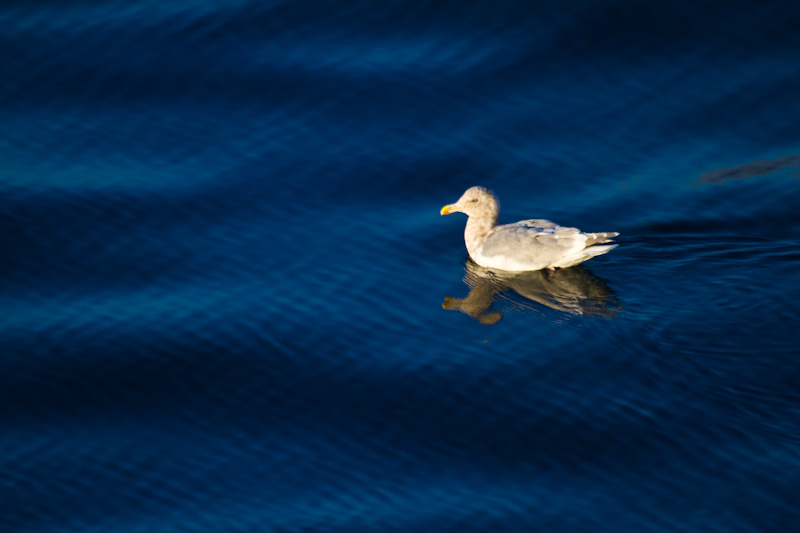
[2,1,800,531]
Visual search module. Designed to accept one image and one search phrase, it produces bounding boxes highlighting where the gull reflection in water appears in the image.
[443,260,621,324]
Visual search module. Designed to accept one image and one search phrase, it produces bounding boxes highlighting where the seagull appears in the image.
[440,186,618,271]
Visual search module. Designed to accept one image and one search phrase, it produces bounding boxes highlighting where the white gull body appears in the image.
[440,186,618,272]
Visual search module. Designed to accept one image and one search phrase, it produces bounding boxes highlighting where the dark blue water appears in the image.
[2,1,800,531]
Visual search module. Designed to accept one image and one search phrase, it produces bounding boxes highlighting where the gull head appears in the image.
[440,186,499,220]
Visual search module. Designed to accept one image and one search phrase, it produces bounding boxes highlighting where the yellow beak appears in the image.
[440,205,452,215]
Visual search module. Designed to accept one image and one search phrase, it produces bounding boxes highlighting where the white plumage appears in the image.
[441,186,618,272]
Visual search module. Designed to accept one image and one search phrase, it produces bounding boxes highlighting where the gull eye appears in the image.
[471,198,479,203]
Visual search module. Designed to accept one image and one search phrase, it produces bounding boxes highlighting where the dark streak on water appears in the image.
[2,1,800,532]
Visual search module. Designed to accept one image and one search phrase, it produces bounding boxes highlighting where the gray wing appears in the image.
[480,219,587,265]
[512,219,560,231]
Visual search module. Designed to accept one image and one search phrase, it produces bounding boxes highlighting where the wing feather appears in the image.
[480,219,588,269]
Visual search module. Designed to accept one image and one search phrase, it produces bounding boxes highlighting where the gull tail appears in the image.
[584,232,619,246]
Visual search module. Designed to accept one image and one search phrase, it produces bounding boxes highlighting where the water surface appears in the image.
[2,1,799,532]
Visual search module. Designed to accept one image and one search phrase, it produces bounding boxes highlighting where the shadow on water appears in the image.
[443,260,621,325]
[699,153,800,184]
